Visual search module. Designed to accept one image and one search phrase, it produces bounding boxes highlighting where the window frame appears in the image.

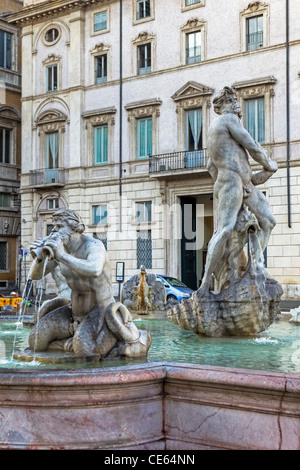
[46,131,59,169]
[137,116,152,159]
[0,127,12,164]
[132,32,156,76]
[42,26,62,47]
[136,0,151,20]
[137,42,151,75]
[181,0,205,12]
[125,99,161,162]
[94,11,108,33]
[186,31,201,65]
[90,44,111,86]
[95,54,108,84]
[133,0,155,25]
[181,19,207,66]
[0,192,11,208]
[136,229,152,269]
[136,201,152,224]
[233,76,276,149]
[47,198,59,210]
[92,204,108,226]
[245,97,265,143]
[186,108,203,151]
[246,15,264,51]
[240,3,269,52]
[172,81,213,153]
[94,124,109,165]
[82,107,116,168]
[46,64,58,92]
[0,241,8,272]
[0,29,12,70]
[91,7,110,36]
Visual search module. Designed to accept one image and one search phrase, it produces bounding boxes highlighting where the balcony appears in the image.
[29,168,66,188]
[149,149,209,176]
[0,68,21,91]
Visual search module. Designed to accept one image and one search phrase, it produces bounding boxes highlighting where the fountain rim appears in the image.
[0,361,300,388]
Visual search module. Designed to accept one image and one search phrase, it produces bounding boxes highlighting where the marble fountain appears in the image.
[0,87,300,450]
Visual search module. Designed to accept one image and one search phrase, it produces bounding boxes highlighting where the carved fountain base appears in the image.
[168,266,283,337]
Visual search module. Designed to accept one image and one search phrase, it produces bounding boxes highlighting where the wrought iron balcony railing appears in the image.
[149,149,208,174]
[29,168,66,187]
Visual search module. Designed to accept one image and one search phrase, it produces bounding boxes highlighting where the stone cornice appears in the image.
[7,0,110,25]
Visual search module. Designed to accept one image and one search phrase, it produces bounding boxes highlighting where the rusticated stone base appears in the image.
[168,270,283,337]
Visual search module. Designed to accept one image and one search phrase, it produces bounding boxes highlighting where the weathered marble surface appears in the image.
[289,306,300,324]
[121,266,178,315]
[168,86,283,337]
[26,209,152,360]
[168,206,283,337]
[0,363,299,450]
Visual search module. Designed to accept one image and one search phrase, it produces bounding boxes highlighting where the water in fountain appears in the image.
[10,256,37,359]
[31,256,49,361]
[10,255,49,363]
[1,317,300,372]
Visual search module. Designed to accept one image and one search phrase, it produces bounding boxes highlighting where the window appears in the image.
[245,98,265,143]
[45,28,59,43]
[137,43,151,75]
[46,64,58,92]
[0,242,7,271]
[246,15,263,50]
[94,11,107,32]
[93,232,107,250]
[94,125,108,164]
[137,0,151,20]
[186,31,201,64]
[137,117,152,159]
[186,109,202,151]
[46,132,59,169]
[0,30,12,70]
[93,205,107,225]
[47,198,59,210]
[95,55,107,83]
[47,224,55,236]
[0,193,11,207]
[136,201,152,223]
[185,0,201,5]
[186,109,204,167]
[0,128,11,164]
[137,230,152,269]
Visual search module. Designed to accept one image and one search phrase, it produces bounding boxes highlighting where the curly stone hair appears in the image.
[52,209,85,234]
[212,86,242,117]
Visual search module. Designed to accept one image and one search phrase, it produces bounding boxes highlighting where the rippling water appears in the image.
[1,318,300,372]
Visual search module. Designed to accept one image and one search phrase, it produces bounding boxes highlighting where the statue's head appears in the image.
[213,86,242,118]
[52,209,85,234]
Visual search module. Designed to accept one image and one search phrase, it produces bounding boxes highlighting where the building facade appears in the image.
[0,0,22,292]
[9,0,300,299]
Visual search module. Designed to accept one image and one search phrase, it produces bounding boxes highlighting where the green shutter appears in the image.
[95,125,108,164]
[137,118,152,159]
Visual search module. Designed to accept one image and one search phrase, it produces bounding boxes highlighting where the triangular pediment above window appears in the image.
[172,82,214,102]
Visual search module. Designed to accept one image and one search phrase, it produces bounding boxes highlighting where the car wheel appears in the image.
[167,294,177,302]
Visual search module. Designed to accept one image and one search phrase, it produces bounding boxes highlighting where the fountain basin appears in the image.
[0,318,300,450]
[0,362,299,450]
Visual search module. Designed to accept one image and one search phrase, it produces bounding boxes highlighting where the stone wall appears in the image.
[0,363,299,450]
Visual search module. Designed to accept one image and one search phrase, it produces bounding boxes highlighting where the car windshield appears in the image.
[161,277,188,288]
